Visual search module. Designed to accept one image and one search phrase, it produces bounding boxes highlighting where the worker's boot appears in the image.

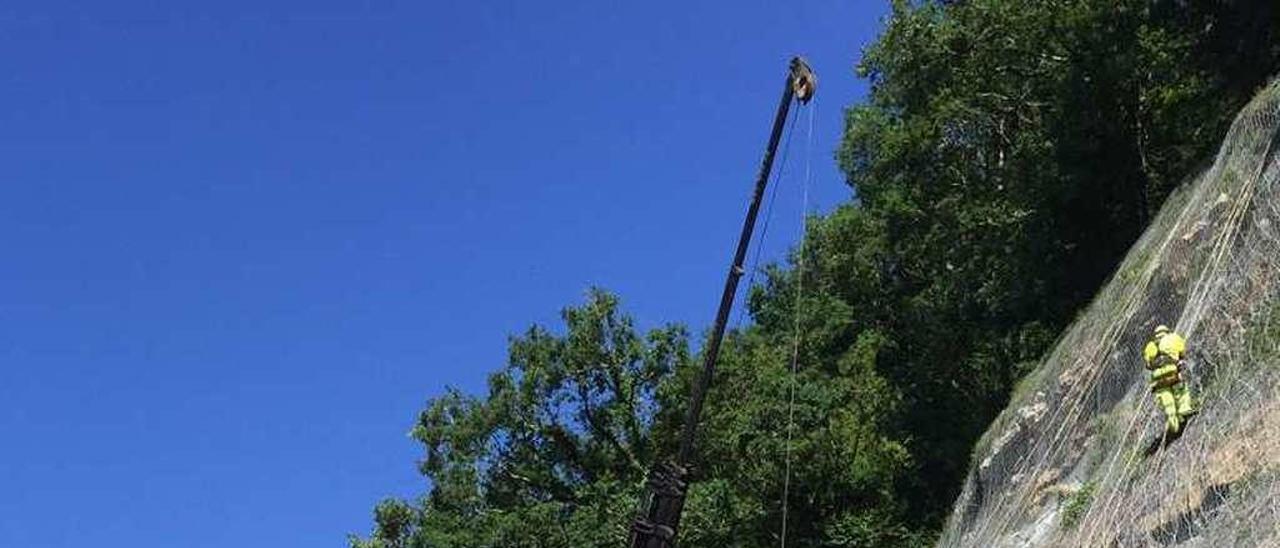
[1179,405,1197,432]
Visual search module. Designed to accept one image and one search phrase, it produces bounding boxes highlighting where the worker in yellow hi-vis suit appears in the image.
[1143,325,1197,435]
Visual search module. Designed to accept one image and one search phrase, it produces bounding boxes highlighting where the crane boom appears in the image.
[629,56,816,548]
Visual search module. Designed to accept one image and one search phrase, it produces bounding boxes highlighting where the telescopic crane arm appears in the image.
[628,56,816,548]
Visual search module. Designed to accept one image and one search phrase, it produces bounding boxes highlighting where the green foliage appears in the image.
[353,289,689,547]
[348,499,419,548]
[355,1,1280,546]
[680,316,916,546]
[1060,481,1097,530]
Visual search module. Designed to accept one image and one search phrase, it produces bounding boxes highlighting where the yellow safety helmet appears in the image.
[1154,324,1170,337]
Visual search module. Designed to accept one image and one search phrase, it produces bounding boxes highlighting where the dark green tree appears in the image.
[351,289,690,547]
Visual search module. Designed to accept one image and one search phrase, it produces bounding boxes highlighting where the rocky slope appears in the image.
[938,82,1280,547]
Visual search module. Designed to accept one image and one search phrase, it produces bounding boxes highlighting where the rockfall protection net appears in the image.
[938,82,1280,547]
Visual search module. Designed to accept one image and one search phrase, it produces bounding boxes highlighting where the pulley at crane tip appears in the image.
[789,56,817,104]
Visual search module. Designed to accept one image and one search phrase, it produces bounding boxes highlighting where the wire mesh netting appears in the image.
[937,82,1280,547]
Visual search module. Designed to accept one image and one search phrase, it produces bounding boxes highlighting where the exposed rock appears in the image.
[937,82,1280,548]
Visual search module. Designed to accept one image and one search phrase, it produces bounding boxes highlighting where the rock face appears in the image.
[938,83,1280,547]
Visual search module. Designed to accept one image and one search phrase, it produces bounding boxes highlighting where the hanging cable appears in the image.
[735,106,802,330]
[780,98,816,548]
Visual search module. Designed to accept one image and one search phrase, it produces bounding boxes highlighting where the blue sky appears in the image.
[0,2,888,545]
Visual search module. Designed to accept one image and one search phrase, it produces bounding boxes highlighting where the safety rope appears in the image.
[780,99,815,548]
[976,103,1280,545]
[1075,121,1278,544]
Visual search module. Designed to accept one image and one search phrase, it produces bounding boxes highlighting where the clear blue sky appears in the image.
[0,2,888,546]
